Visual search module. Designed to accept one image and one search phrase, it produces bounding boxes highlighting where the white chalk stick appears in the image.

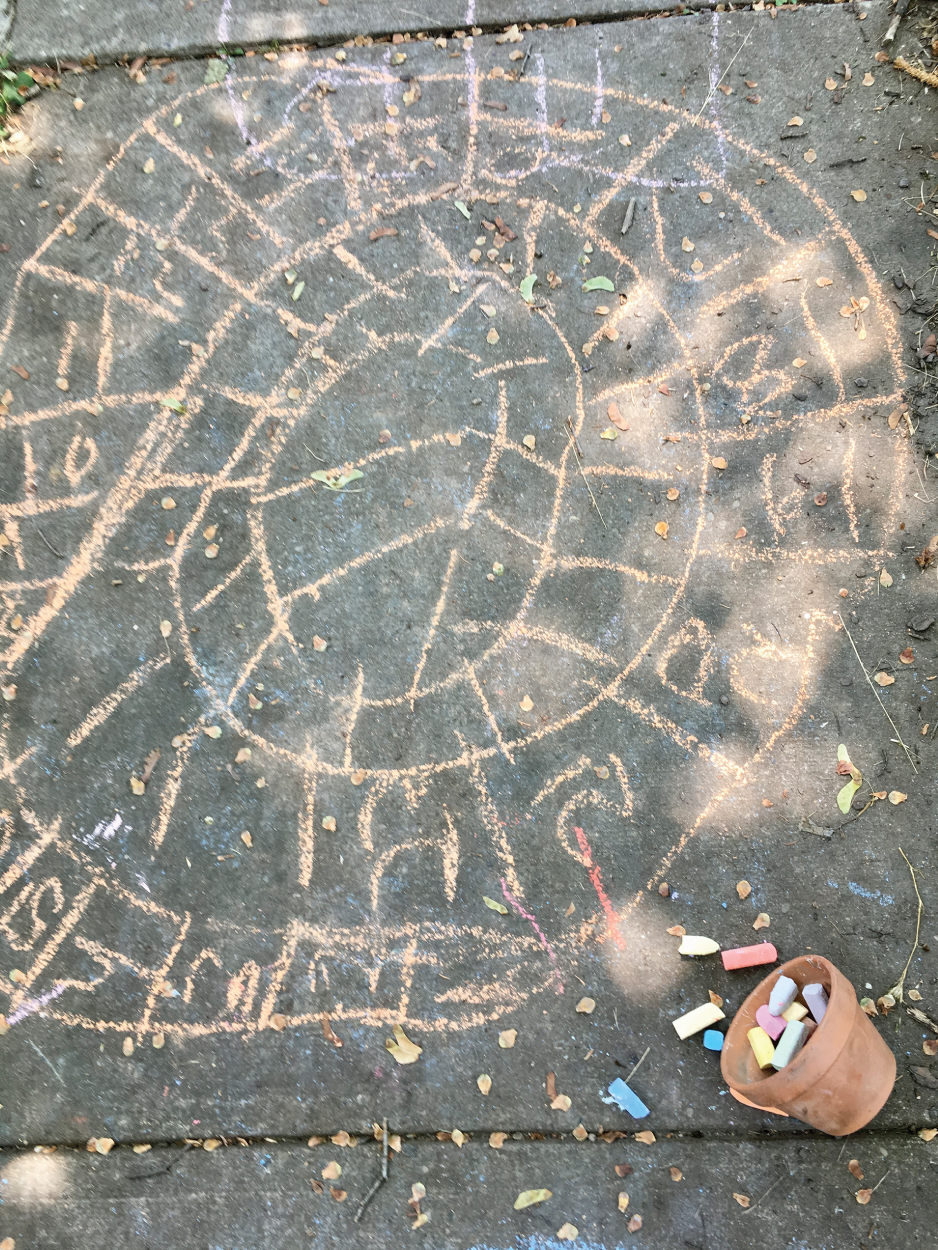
[672,1002,726,1039]
[803,982,829,1024]
[768,974,799,1017]
[771,1019,808,1070]
[678,935,721,957]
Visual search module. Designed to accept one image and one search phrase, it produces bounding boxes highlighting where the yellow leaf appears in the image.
[486,328,499,345]
[514,1189,552,1210]
[851,189,867,202]
[386,1024,422,1065]
[143,157,155,174]
[698,191,713,204]
[160,619,172,638]
[130,776,145,795]
[498,1029,517,1048]
[412,1212,429,1228]
[600,427,618,441]
[322,1160,342,1179]
[202,1139,220,1151]
[691,259,703,273]
[477,1074,492,1095]
[122,1036,134,1056]
[634,1131,656,1144]
[711,456,727,470]
[321,816,337,831]
[681,237,695,252]
[618,1192,630,1212]
[522,434,536,450]
[919,1128,938,1141]
[204,726,222,739]
[557,1225,578,1241]
[451,1129,466,1147]
[483,896,509,914]
[655,521,669,539]
[575,997,596,1014]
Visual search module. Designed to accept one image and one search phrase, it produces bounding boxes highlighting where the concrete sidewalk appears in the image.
[1,1,938,1243]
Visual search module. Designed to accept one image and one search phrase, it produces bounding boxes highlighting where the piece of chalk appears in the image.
[720,942,778,971]
[607,1077,650,1118]
[672,1001,726,1039]
[747,1025,776,1069]
[803,982,829,1024]
[703,1029,724,1052]
[768,975,799,1017]
[771,1019,808,1070]
[678,935,721,957]
[756,1003,787,1041]
[782,1000,808,1024]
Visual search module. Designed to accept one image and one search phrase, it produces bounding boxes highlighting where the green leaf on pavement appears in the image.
[514,1189,552,1211]
[204,59,229,85]
[454,200,471,219]
[483,896,509,914]
[159,396,187,414]
[582,276,615,292]
[519,274,538,303]
[311,468,364,491]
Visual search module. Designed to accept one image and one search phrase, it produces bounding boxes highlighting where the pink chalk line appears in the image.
[6,982,69,1026]
[573,826,626,950]
[500,879,564,994]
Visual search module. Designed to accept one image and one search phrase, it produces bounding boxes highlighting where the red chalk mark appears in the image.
[573,826,625,950]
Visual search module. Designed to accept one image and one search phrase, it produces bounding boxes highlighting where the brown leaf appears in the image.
[627,1215,643,1232]
[855,1188,872,1205]
[734,527,747,540]
[736,880,752,900]
[310,1178,323,1193]
[670,1166,683,1181]
[269,1013,287,1032]
[615,1164,632,1178]
[924,1039,938,1057]
[915,535,938,569]
[489,1132,507,1148]
[10,365,29,380]
[659,382,672,394]
[753,913,771,930]
[607,402,630,431]
[666,924,686,937]
[322,1013,343,1047]
[618,1191,630,1211]
[711,457,727,470]
[709,990,724,1008]
[322,1160,342,1179]
[667,488,680,501]
[874,672,895,687]
[369,227,399,241]
[572,1124,588,1141]
[733,1193,751,1208]
[330,1187,347,1202]
[848,1159,864,1180]
[546,1071,557,1100]
[477,1073,493,1095]
[576,997,596,1014]
[634,1131,656,1144]
[900,648,915,664]
[888,791,907,805]
[141,748,161,783]
[655,521,669,539]
[814,492,827,506]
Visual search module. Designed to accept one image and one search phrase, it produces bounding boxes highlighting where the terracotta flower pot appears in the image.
[720,954,896,1136]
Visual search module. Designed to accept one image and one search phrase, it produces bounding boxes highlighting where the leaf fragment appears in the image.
[736,880,751,900]
[204,58,229,85]
[851,189,867,202]
[681,237,695,253]
[753,913,771,930]
[734,1193,751,1208]
[519,274,538,303]
[618,1192,630,1212]
[575,997,596,1014]
[514,1189,552,1210]
[557,1225,578,1241]
[670,1166,683,1181]
[654,521,669,539]
[386,1024,422,1064]
[477,1074,492,1095]
[634,1131,656,1144]
[454,200,471,219]
[855,1188,872,1205]
[484,895,509,914]
[498,1029,517,1048]
[874,671,895,687]
[666,925,686,937]
[489,1132,507,1148]
[551,1094,572,1111]
[582,276,615,292]
[159,396,187,414]
[627,1215,643,1232]
[848,1159,864,1180]
[888,791,907,805]
[519,694,534,711]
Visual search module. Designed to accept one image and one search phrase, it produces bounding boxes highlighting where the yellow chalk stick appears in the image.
[782,1001,808,1023]
[678,935,721,957]
[673,1002,726,1039]
[748,1026,776,1069]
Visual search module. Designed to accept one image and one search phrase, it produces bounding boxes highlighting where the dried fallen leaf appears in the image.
[601,428,618,441]
[877,994,896,1014]
[269,1013,287,1032]
[855,1188,872,1205]
[499,1029,517,1049]
[608,402,629,431]
[734,1193,751,1208]
[924,1040,938,1058]
[670,1167,683,1181]
[615,1164,632,1178]
[667,487,680,501]
[681,237,695,253]
[575,997,596,1014]
[874,672,895,687]
[332,1131,356,1148]
[655,521,669,539]
[860,997,878,1017]
[514,1189,552,1210]
[330,1187,347,1202]
[879,568,893,587]
[557,1225,578,1241]
[709,990,724,1008]
[130,776,146,795]
[888,791,907,805]
[240,831,253,849]
[699,191,713,204]
[369,226,399,241]
[634,1131,656,1145]
[122,1036,135,1056]
[666,925,686,937]
[848,1159,864,1180]
[803,149,817,164]
[711,456,727,470]
[816,276,832,287]
[522,434,536,450]
[235,746,251,763]
[910,989,923,1002]
[477,1074,492,1095]
[753,913,771,930]
[899,648,914,664]
[814,492,828,507]
[618,1192,630,1212]
[691,259,703,274]
[451,1129,466,1147]
[205,543,219,558]
[735,527,747,540]
[386,1024,422,1064]
[143,157,155,174]
[312,635,328,652]
[789,115,804,126]
[489,1132,507,1148]
[204,726,222,739]
[627,1215,643,1232]
[322,1014,343,1048]
[919,1126,938,1139]
[350,769,366,786]
[736,880,752,900]
[551,1094,572,1111]
[824,77,837,90]
[572,1124,588,1141]
[202,1139,220,1151]
[487,328,499,345]
[322,1160,342,1180]
[519,694,534,711]
[851,189,867,202]
[95,1138,115,1155]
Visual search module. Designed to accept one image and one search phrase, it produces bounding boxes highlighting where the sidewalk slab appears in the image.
[1,4,938,1158]
[2,1134,936,1249]
[9,0,695,66]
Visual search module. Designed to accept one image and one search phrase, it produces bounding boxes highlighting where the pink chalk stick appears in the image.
[756,1004,787,1041]
[721,942,778,971]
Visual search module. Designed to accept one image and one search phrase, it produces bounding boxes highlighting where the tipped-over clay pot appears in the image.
[720,954,896,1136]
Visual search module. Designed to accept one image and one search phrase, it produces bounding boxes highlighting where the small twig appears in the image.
[870,1168,891,1195]
[626,1046,651,1084]
[884,849,924,1004]
[36,528,65,558]
[743,1172,790,1214]
[908,1005,938,1034]
[565,417,606,528]
[354,1120,389,1224]
[620,197,636,236]
[836,613,918,773]
[693,29,753,125]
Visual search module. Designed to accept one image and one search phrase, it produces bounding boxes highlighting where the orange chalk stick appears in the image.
[721,942,778,971]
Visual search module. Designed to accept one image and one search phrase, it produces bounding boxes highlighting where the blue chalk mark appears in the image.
[607,1077,649,1118]
[703,1030,724,1052]
[847,881,894,906]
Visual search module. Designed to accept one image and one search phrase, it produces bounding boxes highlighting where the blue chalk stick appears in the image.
[607,1077,650,1119]
[703,1029,724,1052]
